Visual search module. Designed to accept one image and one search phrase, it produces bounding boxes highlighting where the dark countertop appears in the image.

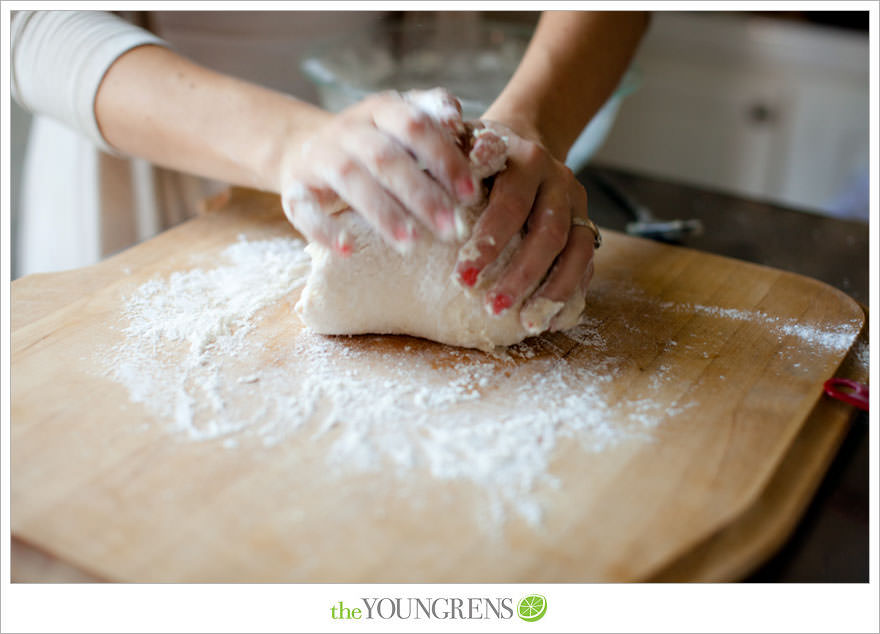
[578,164,869,582]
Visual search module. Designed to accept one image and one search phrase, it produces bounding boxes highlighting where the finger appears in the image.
[337,124,459,240]
[402,88,466,137]
[549,259,595,332]
[369,94,478,205]
[309,141,418,254]
[484,184,572,316]
[580,257,596,295]
[521,222,595,333]
[281,184,355,256]
[453,162,542,288]
[468,125,508,180]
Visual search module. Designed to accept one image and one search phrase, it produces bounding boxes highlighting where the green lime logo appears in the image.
[517,594,547,622]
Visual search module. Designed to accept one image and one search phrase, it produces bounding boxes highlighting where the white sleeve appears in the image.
[11,10,168,153]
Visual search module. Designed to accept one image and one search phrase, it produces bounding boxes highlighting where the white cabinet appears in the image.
[593,12,869,218]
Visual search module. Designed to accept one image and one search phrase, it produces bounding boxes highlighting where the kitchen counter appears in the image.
[581,164,869,582]
[11,165,869,583]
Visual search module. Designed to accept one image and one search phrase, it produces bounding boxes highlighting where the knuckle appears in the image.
[375,194,406,221]
[499,190,533,221]
[463,230,502,265]
[334,155,359,179]
[369,143,400,169]
[405,112,430,136]
[416,189,447,217]
[480,236,504,261]
[369,91,394,107]
[561,168,586,200]
[444,153,469,181]
[540,220,569,252]
[330,109,358,131]
[508,262,541,293]
[521,140,545,166]
[559,165,578,189]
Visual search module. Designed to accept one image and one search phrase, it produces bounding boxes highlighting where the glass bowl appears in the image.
[301,19,639,170]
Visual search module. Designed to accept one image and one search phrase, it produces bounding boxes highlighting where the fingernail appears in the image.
[390,225,415,255]
[391,239,413,256]
[436,211,455,239]
[458,265,481,287]
[393,219,418,242]
[334,232,353,257]
[454,208,470,241]
[486,291,513,316]
[456,176,476,200]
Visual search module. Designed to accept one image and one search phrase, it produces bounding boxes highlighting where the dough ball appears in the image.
[294,89,585,351]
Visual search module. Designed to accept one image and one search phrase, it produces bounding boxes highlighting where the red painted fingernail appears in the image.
[456,177,475,199]
[335,237,352,256]
[436,211,455,235]
[393,221,418,243]
[489,292,513,315]
[458,266,480,287]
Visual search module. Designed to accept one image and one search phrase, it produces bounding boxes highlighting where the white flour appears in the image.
[121,236,311,357]
[102,236,863,527]
[681,304,861,352]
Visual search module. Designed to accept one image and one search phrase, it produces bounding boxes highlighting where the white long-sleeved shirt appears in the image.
[11,10,385,276]
[12,11,166,153]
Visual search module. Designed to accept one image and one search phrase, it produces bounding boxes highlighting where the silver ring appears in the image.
[572,216,602,250]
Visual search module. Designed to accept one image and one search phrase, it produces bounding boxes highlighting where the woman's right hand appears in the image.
[279,88,480,254]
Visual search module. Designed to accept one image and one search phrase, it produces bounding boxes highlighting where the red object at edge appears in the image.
[823,378,869,412]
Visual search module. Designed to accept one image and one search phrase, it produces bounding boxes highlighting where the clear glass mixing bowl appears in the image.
[301,20,640,171]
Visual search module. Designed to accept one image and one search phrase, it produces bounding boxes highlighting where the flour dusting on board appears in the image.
[102,236,862,528]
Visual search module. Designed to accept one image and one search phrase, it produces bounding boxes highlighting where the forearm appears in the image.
[483,11,649,160]
[95,44,331,192]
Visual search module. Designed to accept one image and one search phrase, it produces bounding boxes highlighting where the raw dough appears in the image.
[295,92,585,352]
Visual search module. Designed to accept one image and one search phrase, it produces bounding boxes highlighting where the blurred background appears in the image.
[593,11,869,221]
[9,10,869,278]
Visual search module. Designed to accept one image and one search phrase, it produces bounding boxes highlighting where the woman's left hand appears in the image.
[453,120,596,332]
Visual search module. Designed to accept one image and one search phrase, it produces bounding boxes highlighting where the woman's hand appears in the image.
[454,120,596,332]
[279,89,480,255]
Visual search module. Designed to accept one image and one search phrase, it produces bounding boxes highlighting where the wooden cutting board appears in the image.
[11,189,866,582]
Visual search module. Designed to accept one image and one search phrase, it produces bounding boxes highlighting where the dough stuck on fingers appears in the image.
[295,89,587,352]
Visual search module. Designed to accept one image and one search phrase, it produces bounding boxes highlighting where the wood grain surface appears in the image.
[10,189,866,582]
